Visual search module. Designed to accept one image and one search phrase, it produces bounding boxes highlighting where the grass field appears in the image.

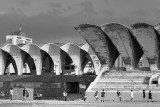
[0,100,160,107]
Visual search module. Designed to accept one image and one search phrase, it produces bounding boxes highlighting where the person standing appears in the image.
[143,89,146,101]
[25,90,29,100]
[94,91,99,101]
[84,93,87,101]
[101,89,105,102]
[9,88,14,100]
[23,88,26,100]
[148,90,152,102]
[117,90,122,101]
[63,91,68,101]
[130,90,134,102]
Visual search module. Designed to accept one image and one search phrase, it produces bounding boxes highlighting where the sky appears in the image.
[1,0,160,45]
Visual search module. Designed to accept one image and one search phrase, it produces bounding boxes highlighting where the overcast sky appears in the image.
[1,0,160,45]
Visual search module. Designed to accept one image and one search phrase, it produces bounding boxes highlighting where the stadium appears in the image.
[0,22,160,102]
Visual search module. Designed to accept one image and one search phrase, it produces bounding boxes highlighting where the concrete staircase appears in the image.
[86,70,160,101]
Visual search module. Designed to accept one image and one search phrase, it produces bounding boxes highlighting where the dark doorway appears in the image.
[66,82,79,94]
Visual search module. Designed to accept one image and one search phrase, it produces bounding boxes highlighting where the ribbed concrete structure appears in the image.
[130,23,160,71]
[1,22,160,76]
[21,43,42,75]
[101,23,143,70]
[75,24,119,70]
[41,43,62,75]
[61,43,93,75]
[0,49,11,75]
[74,22,160,102]
[81,43,101,74]
[2,44,23,75]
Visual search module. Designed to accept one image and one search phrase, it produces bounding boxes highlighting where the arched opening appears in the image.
[138,55,150,71]
[63,56,74,75]
[4,54,18,75]
[21,50,36,75]
[81,56,95,75]
[83,61,95,75]
[41,50,54,74]
[113,56,126,71]
[81,50,95,75]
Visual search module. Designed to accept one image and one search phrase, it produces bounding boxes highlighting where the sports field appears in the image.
[0,100,160,107]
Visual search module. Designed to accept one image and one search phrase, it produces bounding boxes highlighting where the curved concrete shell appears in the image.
[130,23,160,71]
[21,43,42,75]
[101,23,143,70]
[0,49,6,75]
[2,44,23,75]
[75,24,119,70]
[20,49,36,74]
[0,49,14,75]
[40,50,54,74]
[61,43,93,75]
[81,43,101,75]
[80,47,94,74]
[41,43,64,75]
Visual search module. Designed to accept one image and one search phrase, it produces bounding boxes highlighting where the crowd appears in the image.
[83,89,154,102]
[9,88,154,102]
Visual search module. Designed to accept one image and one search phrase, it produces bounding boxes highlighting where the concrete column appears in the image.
[13,56,23,75]
[0,53,5,75]
[33,56,42,75]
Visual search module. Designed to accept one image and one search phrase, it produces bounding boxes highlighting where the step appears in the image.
[98,78,144,82]
[96,82,144,85]
[94,84,148,88]
[104,73,155,77]
[101,76,151,79]
[92,86,148,91]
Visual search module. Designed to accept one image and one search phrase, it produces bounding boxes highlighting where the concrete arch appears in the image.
[21,49,36,75]
[138,54,150,71]
[1,49,17,75]
[0,49,6,75]
[81,43,101,75]
[40,49,54,74]
[0,49,15,75]
[41,43,62,75]
[75,24,119,71]
[101,23,143,70]
[149,73,160,85]
[130,23,160,71]
[80,49,95,75]
[61,43,94,75]
[21,43,42,75]
[2,44,23,75]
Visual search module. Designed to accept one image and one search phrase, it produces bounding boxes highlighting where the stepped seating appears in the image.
[91,70,160,91]
[86,70,160,101]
